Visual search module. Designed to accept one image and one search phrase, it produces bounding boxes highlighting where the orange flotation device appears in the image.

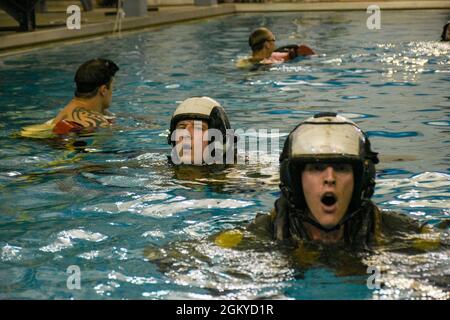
[274,44,315,60]
[52,120,84,135]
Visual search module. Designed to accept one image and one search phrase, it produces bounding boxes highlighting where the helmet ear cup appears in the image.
[209,106,233,163]
[168,116,177,146]
[361,159,376,199]
[290,162,305,209]
[167,128,175,146]
[360,131,378,200]
[280,159,305,209]
[209,106,231,143]
[279,160,296,206]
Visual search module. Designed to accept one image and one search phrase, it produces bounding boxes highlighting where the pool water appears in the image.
[0,10,449,299]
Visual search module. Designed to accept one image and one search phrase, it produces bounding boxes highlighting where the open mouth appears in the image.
[321,193,337,207]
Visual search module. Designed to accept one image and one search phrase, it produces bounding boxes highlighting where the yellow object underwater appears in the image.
[235,57,254,69]
[214,230,244,248]
[412,239,440,251]
[20,118,56,139]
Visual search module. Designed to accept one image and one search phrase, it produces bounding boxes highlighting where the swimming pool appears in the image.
[0,9,449,299]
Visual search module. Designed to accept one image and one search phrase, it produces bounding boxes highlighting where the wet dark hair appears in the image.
[248,27,272,52]
[74,58,119,98]
[441,23,450,41]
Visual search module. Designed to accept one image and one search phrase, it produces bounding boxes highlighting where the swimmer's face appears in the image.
[446,27,450,41]
[264,31,276,54]
[301,163,354,229]
[174,119,209,165]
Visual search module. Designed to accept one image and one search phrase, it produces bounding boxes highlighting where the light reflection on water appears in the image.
[0,10,449,299]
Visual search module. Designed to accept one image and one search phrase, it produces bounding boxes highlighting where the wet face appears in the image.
[301,163,354,229]
[174,119,209,165]
[264,31,276,55]
[446,26,450,41]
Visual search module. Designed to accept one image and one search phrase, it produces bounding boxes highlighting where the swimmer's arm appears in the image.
[263,54,286,64]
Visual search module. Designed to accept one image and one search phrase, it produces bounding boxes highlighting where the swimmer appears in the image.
[21,58,119,138]
[167,97,235,166]
[249,112,426,246]
[441,22,450,41]
[166,97,281,192]
[237,27,315,68]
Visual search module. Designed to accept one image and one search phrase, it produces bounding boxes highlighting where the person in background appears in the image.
[21,58,119,138]
[237,27,315,68]
[167,97,235,166]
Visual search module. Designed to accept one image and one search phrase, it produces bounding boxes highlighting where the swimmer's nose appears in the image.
[324,166,336,186]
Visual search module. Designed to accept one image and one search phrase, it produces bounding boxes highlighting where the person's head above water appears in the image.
[277,112,379,243]
[441,22,450,41]
[74,58,119,111]
[244,27,315,67]
[168,97,233,166]
[248,27,277,60]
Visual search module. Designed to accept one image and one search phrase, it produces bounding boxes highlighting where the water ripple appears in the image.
[367,131,420,138]
[39,229,107,253]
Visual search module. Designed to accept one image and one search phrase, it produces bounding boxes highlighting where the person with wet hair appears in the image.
[21,58,119,138]
[237,27,314,68]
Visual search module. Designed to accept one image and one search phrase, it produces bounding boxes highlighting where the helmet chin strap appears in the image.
[300,214,343,233]
[293,203,367,234]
